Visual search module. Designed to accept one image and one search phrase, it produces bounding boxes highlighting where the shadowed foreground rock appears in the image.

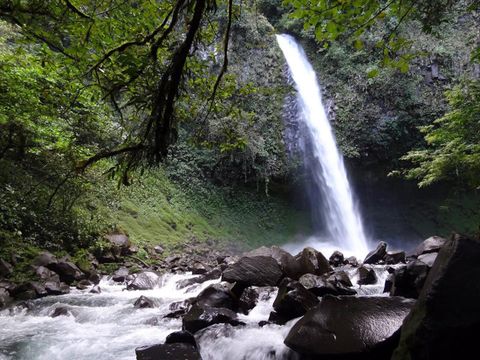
[393,234,480,360]
[285,295,415,359]
[135,343,201,360]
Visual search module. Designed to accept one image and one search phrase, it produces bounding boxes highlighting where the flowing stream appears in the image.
[276,34,369,256]
[0,269,388,360]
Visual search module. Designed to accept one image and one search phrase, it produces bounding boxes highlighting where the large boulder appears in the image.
[363,241,387,264]
[385,251,406,265]
[112,267,129,282]
[222,256,283,286]
[10,281,47,300]
[44,280,70,295]
[47,260,85,284]
[271,279,319,323]
[34,266,59,281]
[411,236,447,257]
[182,304,240,334]
[194,283,237,311]
[299,273,356,297]
[393,234,480,360]
[165,331,197,347]
[390,260,429,299]
[104,233,132,257]
[329,251,345,267]
[285,295,415,359]
[295,247,332,277]
[32,251,58,267]
[127,271,160,290]
[135,343,201,360]
[134,295,156,309]
[417,252,437,267]
[245,246,302,279]
[357,265,378,285]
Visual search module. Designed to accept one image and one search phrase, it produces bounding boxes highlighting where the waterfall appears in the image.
[276,34,369,256]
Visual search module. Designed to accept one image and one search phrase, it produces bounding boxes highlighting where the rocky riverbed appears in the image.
[1,233,479,360]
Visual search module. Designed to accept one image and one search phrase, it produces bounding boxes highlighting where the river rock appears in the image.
[32,251,58,267]
[51,306,71,317]
[345,256,359,267]
[417,252,437,267]
[112,267,129,282]
[127,271,160,290]
[0,288,12,308]
[44,280,70,295]
[194,283,237,311]
[34,266,59,281]
[329,251,345,267]
[190,262,208,275]
[134,295,155,309]
[411,236,446,257]
[135,343,201,360]
[0,259,13,278]
[90,285,101,294]
[48,260,85,284]
[182,304,240,334]
[76,279,92,290]
[363,241,387,264]
[153,245,164,254]
[393,234,480,360]
[105,233,131,256]
[285,295,415,358]
[385,251,406,264]
[390,260,429,299]
[245,246,302,279]
[295,247,331,277]
[165,331,197,347]
[327,270,353,287]
[222,256,283,286]
[271,279,319,324]
[357,265,377,285]
[11,281,47,300]
[300,273,356,297]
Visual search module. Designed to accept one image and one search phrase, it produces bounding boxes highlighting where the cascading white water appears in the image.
[276,34,368,256]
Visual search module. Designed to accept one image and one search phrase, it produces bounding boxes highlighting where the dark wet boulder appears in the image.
[164,299,191,319]
[417,252,437,267]
[363,241,387,264]
[135,343,201,360]
[295,247,332,277]
[393,234,480,360]
[271,279,319,323]
[176,268,222,289]
[44,280,70,295]
[245,246,302,279]
[76,279,92,290]
[48,260,85,284]
[127,271,160,290]
[11,282,47,300]
[165,331,197,347]
[345,256,359,267]
[285,295,415,359]
[411,236,447,257]
[390,260,429,299]
[190,262,208,275]
[329,251,345,267]
[134,295,156,309]
[0,259,13,278]
[112,267,129,282]
[222,256,283,286]
[384,274,394,293]
[385,251,406,265]
[327,270,353,287]
[194,283,237,311]
[51,306,72,317]
[182,304,240,334]
[357,265,378,285]
[89,285,101,294]
[299,273,356,297]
